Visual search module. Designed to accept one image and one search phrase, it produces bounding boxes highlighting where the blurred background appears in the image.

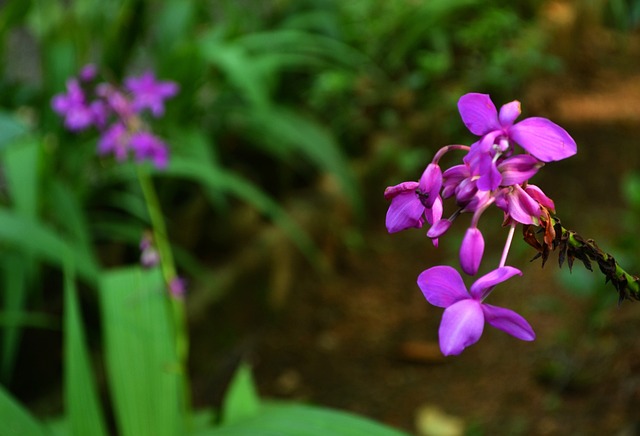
[1,0,640,434]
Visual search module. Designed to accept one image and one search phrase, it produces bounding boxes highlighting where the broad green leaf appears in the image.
[0,209,99,283]
[199,32,270,107]
[100,267,184,436]
[64,263,108,436]
[47,180,99,271]
[0,112,28,151]
[202,402,409,436]
[0,257,31,382]
[220,363,260,425]
[249,107,361,213]
[4,137,40,217]
[1,137,40,381]
[0,384,46,436]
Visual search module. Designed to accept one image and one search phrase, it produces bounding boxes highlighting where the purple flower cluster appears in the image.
[385,93,577,355]
[52,65,179,169]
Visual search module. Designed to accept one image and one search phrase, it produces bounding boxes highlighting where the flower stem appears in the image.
[433,144,471,163]
[499,222,517,268]
[136,165,191,409]
[523,215,640,302]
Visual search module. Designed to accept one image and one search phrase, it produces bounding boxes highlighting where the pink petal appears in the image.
[384,181,419,200]
[498,100,521,127]
[417,266,468,308]
[509,117,577,162]
[418,164,442,208]
[481,303,536,341]
[469,266,522,300]
[385,191,424,233]
[525,184,555,211]
[426,218,452,239]
[503,185,541,225]
[457,93,501,136]
[497,154,543,186]
[439,300,484,356]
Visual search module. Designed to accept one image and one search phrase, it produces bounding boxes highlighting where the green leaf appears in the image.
[249,107,361,213]
[0,208,99,283]
[0,257,32,382]
[0,137,41,381]
[0,112,28,151]
[99,267,185,436]
[204,402,409,436]
[220,363,260,425]
[4,137,40,217]
[161,156,320,265]
[64,263,108,436]
[0,384,46,436]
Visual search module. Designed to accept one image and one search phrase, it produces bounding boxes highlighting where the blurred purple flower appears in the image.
[130,131,169,169]
[97,122,129,162]
[169,276,187,299]
[125,71,179,117]
[51,78,98,131]
[418,265,535,356]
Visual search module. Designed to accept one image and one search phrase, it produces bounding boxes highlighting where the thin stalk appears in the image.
[499,222,517,268]
[136,165,191,412]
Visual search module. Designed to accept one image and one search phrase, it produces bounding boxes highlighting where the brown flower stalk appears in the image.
[523,210,640,303]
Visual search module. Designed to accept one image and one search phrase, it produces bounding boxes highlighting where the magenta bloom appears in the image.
[51,79,98,131]
[418,265,535,356]
[459,93,576,191]
[130,131,169,169]
[384,164,443,234]
[125,71,179,117]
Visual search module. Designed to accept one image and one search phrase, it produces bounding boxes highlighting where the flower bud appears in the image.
[460,227,485,276]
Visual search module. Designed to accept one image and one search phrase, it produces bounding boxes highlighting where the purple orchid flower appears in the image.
[495,184,543,226]
[384,164,443,236]
[125,71,179,117]
[130,131,169,169]
[418,265,535,356]
[51,78,99,131]
[458,93,576,191]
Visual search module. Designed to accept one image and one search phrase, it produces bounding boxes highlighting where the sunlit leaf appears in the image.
[100,267,184,436]
[200,402,409,436]
[0,385,46,436]
[64,263,107,436]
[220,363,260,425]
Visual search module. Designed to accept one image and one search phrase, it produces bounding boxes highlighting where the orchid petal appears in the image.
[476,159,502,191]
[469,266,522,299]
[501,185,541,225]
[461,190,493,214]
[439,300,484,356]
[425,196,443,226]
[460,227,485,276]
[417,266,468,308]
[427,218,452,239]
[497,154,543,186]
[458,93,501,136]
[442,164,470,199]
[509,117,577,162]
[385,191,424,233]
[384,181,419,200]
[454,178,478,205]
[525,184,555,211]
[498,100,521,127]
[418,164,442,208]
[482,304,536,341]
